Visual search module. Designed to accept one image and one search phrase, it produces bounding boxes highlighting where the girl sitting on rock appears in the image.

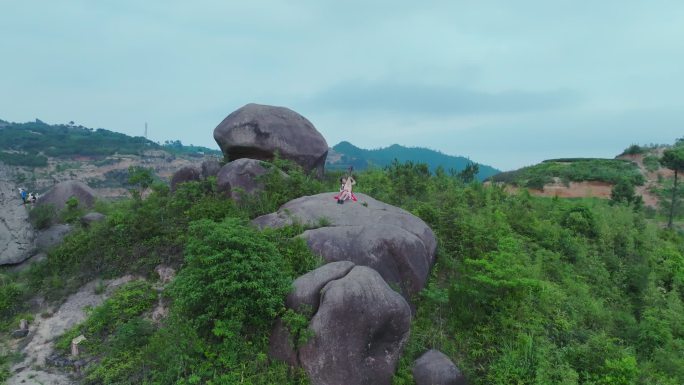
[335,175,356,204]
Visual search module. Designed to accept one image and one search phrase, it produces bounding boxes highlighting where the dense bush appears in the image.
[0,277,23,319]
[0,151,47,167]
[28,203,57,229]
[622,145,645,155]
[170,218,292,339]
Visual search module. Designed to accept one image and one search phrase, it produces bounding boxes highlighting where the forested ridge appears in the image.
[328,141,500,180]
[0,156,682,384]
[0,119,220,166]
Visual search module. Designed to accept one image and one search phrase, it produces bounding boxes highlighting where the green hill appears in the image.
[490,158,645,189]
[327,141,500,181]
[0,119,221,166]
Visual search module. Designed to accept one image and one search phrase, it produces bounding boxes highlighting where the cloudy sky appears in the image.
[1,1,683,170]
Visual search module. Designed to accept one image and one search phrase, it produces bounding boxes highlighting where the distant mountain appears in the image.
[326,141,500,181]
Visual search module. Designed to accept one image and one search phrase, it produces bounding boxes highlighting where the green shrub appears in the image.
[170,218,291,339]
[643,155,660,172]
[622,144,645,155]
[0,278,22,319]
[55,280,157,352]
[28,203,56,229]
[59,196,85,224]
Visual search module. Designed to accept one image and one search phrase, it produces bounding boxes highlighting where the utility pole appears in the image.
[144,122,148,139]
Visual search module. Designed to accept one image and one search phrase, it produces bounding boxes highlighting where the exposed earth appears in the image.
[504,151,671,207]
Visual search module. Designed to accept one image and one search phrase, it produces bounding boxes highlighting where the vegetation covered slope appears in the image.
[490,158,645,190]
[0,119,220,166]
[0,159,683,385]
[327,141,500,181]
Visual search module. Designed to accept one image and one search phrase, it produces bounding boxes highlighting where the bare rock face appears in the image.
[170,166,201,192]
[213,103,328,177]
[270,263,411,385]
[413,350,468,385]
[216,158,272,200]
[0,169,34,265]
[201,159,222,179]
[38,180,98,210]
[253,193,437,302]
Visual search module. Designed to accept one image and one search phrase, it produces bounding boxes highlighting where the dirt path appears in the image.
[7,276,136,385]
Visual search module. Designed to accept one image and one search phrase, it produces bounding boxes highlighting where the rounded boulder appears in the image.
[413,349,468,385]
[201,158,222,179]
[170,166,201,192]
[253,193,437,302]
[271,264,411,385]
[38,180,97,210]
[213,103,328,177]
[217,158,282,200]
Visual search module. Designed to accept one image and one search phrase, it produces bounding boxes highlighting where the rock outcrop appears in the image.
[170,166,201,191]
[413,350,468,385]
[213,103,328,177]
[0,167,34,265]
[253,193,437,302]
[201,158,222,179]
[38,180,98,210]
[271,263,411,385]
[217,158,274,200]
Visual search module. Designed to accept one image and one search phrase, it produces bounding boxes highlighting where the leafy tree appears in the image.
[610,178,642,209]
[127,166,154,200]
[622,144,644,155]
[457,161,480,183]
[660,146,684,228]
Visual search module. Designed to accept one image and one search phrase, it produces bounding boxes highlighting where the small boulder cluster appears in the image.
[171,103,329,200]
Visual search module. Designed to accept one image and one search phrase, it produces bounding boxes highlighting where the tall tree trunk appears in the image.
[669,169,678,229]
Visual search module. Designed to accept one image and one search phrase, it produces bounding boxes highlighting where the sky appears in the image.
[1,1,683,171]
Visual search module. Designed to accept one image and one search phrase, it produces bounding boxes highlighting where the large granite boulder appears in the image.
[213,103,328,177]
[170,166,201,192]
[413,350,468,385]
[270,261,355,366]
[217,158,274,200]
[0,171,34,265]
[38,180,97,210]
[271,263,411,385]
[201,159,222,179]
[253,193,437,302]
